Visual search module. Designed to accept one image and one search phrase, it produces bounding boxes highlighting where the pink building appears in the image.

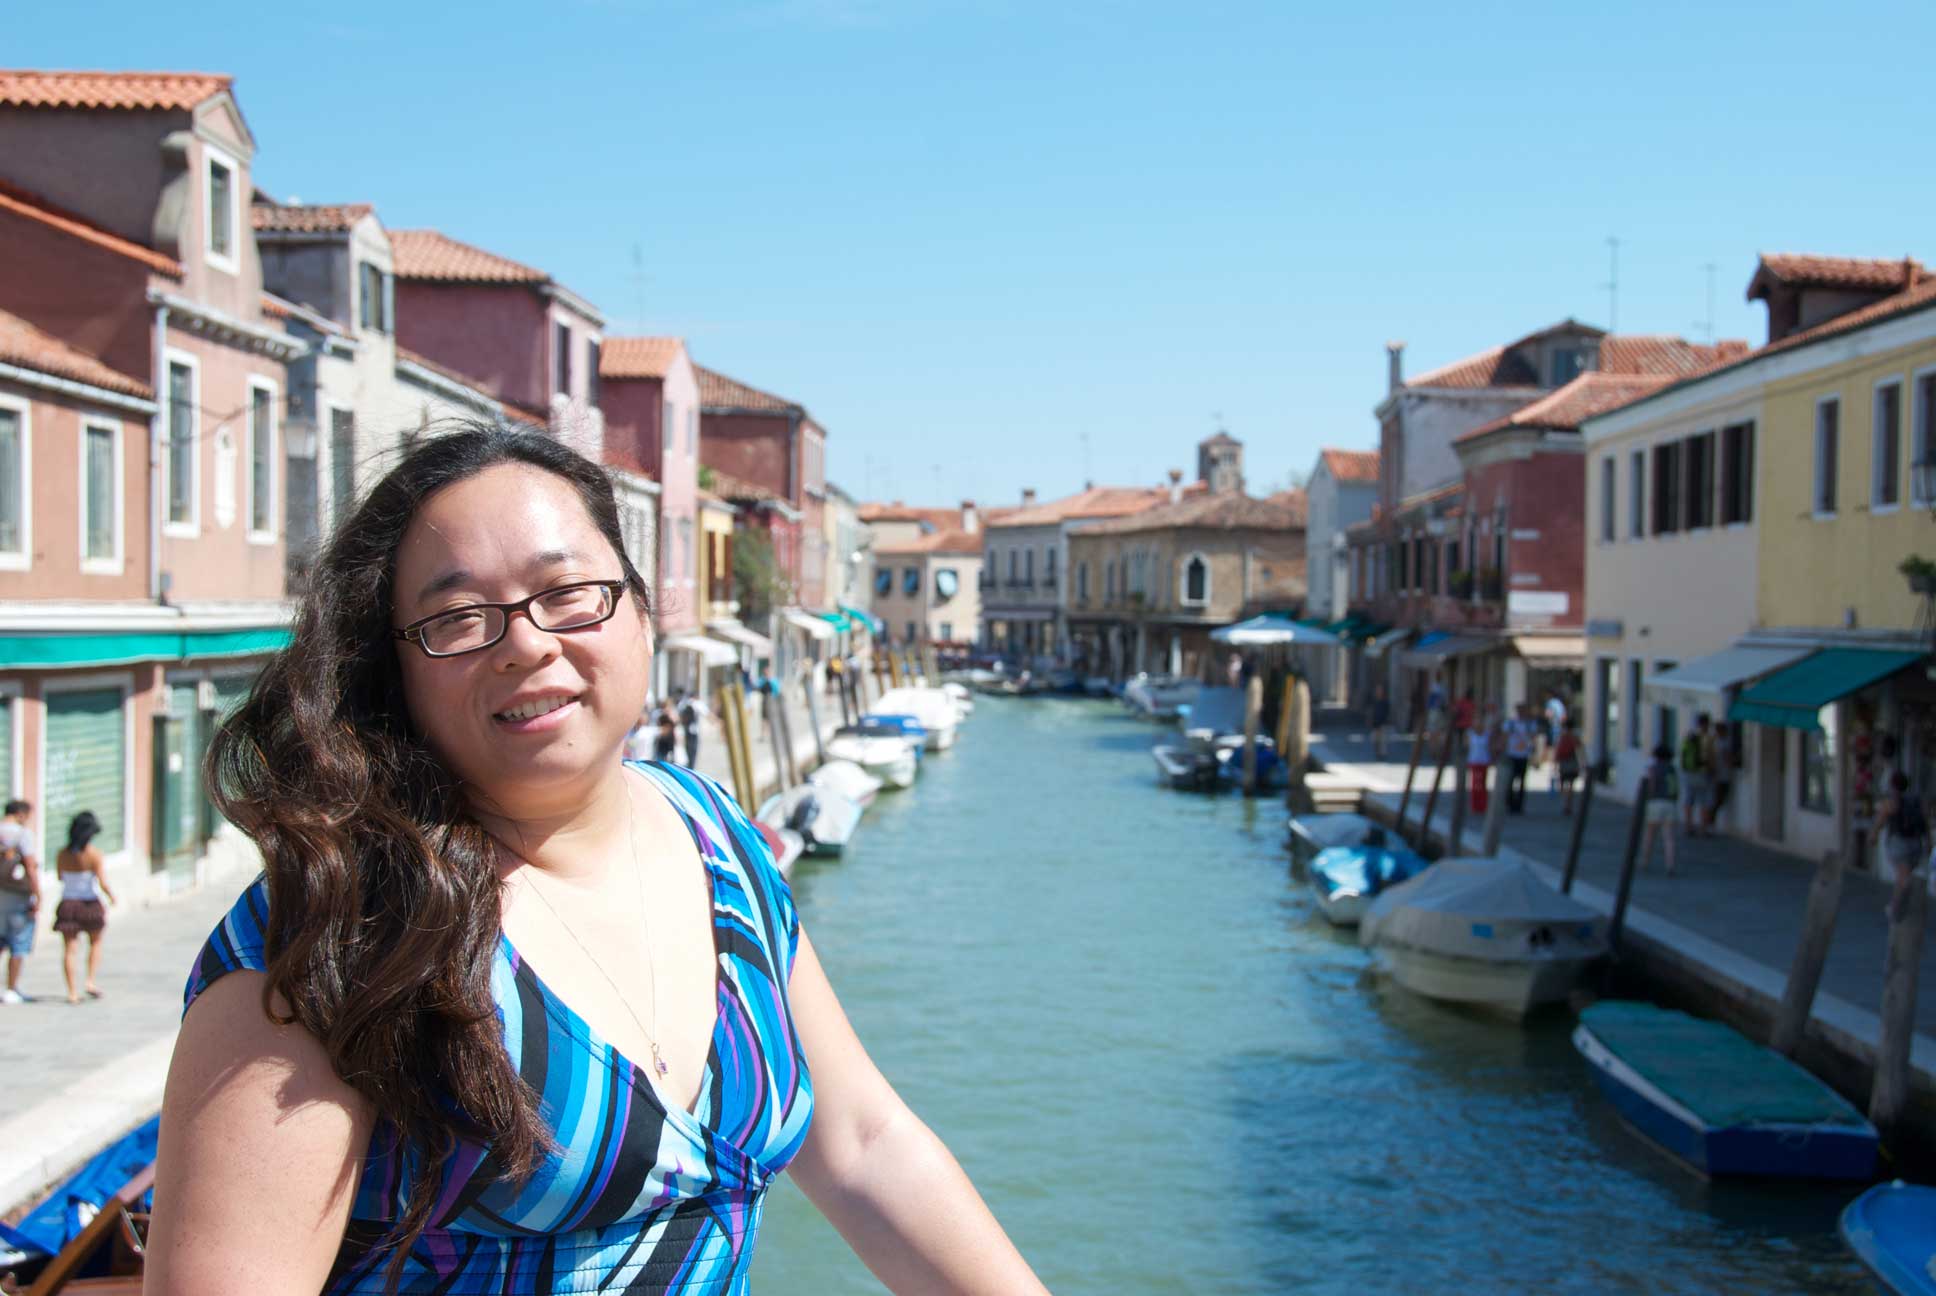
[0,70,303,897]
[696,366,827,609]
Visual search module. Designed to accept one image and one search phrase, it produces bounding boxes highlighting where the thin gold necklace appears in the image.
[517,778,670,1079]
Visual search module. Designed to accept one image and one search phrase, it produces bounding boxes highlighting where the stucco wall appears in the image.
[0,383,148,600]
[700,412,791,500]
[394,281,548,411]
[0,204,156,384]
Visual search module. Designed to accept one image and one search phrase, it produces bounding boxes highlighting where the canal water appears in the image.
[757,696,1869,1294]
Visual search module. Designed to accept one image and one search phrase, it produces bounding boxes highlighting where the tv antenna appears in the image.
[1602,236,1621,333]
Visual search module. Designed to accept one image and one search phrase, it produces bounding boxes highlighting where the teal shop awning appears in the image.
[839,605,882,634]
[0,627,292,670]
[817,610,855,632]
[1728,648,1926,732]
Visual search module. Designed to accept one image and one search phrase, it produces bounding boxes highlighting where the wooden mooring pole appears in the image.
[1559,767,1596,894]
[1417,725,1455,855]
[1772,840,1853,1057]
[1447,758,1469,858]
[1283,676,1312,813]
[801,673,827,770]
[1395,725,1426,840]
[1606,789,1651,951]
[1241,675,1263,797]
[1480,759,1508,857]
[1870,877,1927,1148]
[763,687,792,794]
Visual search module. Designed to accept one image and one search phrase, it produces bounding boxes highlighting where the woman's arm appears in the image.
[145,970,374,1295]
[785,931,1049,1295]
[89,846,115,905]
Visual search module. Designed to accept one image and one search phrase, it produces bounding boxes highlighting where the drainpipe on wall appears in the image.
[149,302,169,603]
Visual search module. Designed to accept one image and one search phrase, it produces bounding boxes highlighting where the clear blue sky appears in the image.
[18,1,1935,506]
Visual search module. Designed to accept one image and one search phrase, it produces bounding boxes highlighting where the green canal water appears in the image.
[757,696,1869,1294]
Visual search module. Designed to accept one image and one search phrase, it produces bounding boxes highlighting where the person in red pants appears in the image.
[1467,704,1497,815]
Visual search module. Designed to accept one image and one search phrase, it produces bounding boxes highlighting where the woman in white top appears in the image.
[52,810,115,1004]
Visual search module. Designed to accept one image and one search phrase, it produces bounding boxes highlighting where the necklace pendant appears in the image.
[652,1044,669,1077]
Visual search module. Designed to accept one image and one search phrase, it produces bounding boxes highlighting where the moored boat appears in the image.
[1286,811,1384,866]
[807,758,884,810]
[1840,1181,1936,1294]
[752,820,806,877]
[1152,742,1219,790]
[1360,857,1606,1020]
[0,1115,156,1292]
[1574,1001,1879,1180]
[1122,673,1200,721]
[870,687,960,751]
[825,731,920,789]
[757,784,864,857]
[1308,842,1430,926]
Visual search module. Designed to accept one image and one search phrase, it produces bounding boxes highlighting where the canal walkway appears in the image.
[1309,713,1936,1087]
[0,686,847,1218]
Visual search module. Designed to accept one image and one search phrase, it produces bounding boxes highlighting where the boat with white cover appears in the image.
[1122,674,1200,720]
[824,731,919,789]
[807,758,883,810]
[1286,812,1384,867]
[1308,841,1431,926]
[870,687,960,751]
[1360,857,1607,1020]
[941,681,975,718]
[757,784,864,857]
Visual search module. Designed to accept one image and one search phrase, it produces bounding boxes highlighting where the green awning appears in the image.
[1728,648,1925,731]
[0,627,291,670]
[838,604,881,634]
[817,611,854,632]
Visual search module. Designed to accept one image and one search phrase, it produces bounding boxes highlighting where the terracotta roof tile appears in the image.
[873,529,983,556]
[0,306,150,398]
[601,336,685,380]
[0,69,230,112]
[1319,448,1380,484]
[389,229,548,284]
[857,503,971,531]
[1598,335,1751,376]
[250,201,373,234]
[696,365,802,415]
[1758,274,1936,358]
[1074,490,1305,536]
[1457,372,1679,443]
[1749,253,1924,298]
[0,177,181,275]
[989,483,1183,528]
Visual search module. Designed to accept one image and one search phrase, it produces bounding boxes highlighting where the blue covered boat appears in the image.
[1841,1181,1936,1295]
[1573,1001,1878,1180]
[0,1114,156,1284]
[1308,842,1430,926]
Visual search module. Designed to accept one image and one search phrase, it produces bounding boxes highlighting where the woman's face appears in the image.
[391,463,651,813]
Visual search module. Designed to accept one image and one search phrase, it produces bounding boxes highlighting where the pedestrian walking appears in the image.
[1504,703,1537,813]
[677,690,702,769]
[1639,744,1681,876]
[0,798,40,1005]
[1680,714,1713,837]
[1452,687,1476,736]
[1369,684,1391,759]
[1426,675,1448,736]
[1467,706,1497,815]
[652,699,679,762]
[1704,721,1737,835]
[1876,771,1929,922]
[150,423,1047,1293]
[622,705,656,763]
[53,810,114,1005]
[1552,718,1583,816]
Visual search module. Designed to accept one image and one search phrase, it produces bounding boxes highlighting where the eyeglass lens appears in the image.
[419,584,615,655]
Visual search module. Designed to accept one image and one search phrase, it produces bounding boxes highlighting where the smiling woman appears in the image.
[143,422,1048,1296]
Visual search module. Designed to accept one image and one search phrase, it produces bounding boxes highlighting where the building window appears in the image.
[874,567,891,597]
[1182,554,1209,605]
[1077,562,1089,601]
[1720,421,1755,525]
[934,569,958,601]
[82,420,120,568]
[588,340,601,408]
[0,401,25,564]
[1628,448,1644,539]
[905,621,917,643]
[554,322,573,397]
[1008,549,1018,585]
[1654,660,1678,752]
[1800,707,1836,814]
[1045,546,1057,587]
[1105,559,1116,602]
[166,356,197,531]
[1600,455,1615,542]
[1549,347,1582,386]
[1651,441,1681,535]
[1595,656,1620,771]
[1684,431,1715,530]
[1024,548,1034,587]
[1874,379,1903,509]
[330,407,357,528]
[1814,397,1839,515]
[903,568,920,597]
[1914,370,1936,508]
[1626,659,1644,750]
[247,380,276,538]
[938,621,953,641]
[205,151,236,268]
[1397,538,1410,590]
[358,262,390,333]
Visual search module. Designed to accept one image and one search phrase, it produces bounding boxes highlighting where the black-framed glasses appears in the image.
[392,580,628,658]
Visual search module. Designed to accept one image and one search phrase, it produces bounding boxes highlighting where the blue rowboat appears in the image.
[1308,842,1430,926]
[1573,1001,1878,1180]
[1841,1181,1936,1294]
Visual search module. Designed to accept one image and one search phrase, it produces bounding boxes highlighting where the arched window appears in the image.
[1181,553,1209,605]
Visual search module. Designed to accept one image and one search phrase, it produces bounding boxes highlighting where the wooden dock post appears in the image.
[1772,840,1852,1057]
[1606,789,1651,951]
[1559,769,1596,894]
[1447,758,1469,857]
[801,673,827,769]
[721,683,756,808]
[1275,675,1295,757]
[1283,676,1312,811]
[1480,759,1507,856]
[1241,675,1263,797]
[1417,725,1455,855]
[717,684,744,805]
[1870,877,1927,1148]
[763,687,792,794]
[1395,725,1426,839]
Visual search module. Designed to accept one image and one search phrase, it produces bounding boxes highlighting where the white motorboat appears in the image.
[1122,673,1200,720]
[1286,812,1385,866]
[1152,741,1219,790]
[870,687,960,751]
[941,681,975,718]
[807,758,883,810]
[1360,857,1607,1020]
[757,784,864,857]
[824,731,919,789]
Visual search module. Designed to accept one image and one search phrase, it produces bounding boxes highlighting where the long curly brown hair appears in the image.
[205,422,651,1287]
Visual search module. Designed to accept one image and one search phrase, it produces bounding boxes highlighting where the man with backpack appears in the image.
[0,798,40,1004]
[1680,714,1713,838]
[1876,771,1928,922]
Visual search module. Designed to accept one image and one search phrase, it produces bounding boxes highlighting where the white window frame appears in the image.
[163,349,201,538]
[37,670,137,870]
[1872,375,1905,514]
[1912,363,1936,508]
[1813,395,1840,519]
[202,142,242,276]
[1179,551,1211,607]
[0,392,30,571]
[79,416,125,575]
[245,376,279,544]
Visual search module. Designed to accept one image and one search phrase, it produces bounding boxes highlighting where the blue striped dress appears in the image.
[183,762,815,1294]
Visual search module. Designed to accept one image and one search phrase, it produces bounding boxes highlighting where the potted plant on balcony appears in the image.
[1899,554,1936,595]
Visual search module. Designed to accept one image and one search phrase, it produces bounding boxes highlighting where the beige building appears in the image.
[871,523,983,649]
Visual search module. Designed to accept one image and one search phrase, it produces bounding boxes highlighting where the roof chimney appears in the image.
[1909,256,1922,291]
[1021,488,1037,508]
[1167,467,1183,504]
[961,500,979,534]
[1386,341,1405,395]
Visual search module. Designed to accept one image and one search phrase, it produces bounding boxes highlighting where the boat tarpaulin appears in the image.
[1310,844,1430,898]
[662,632,739,668]
[1361,857,1603,960]
[1729,648,1925,732]
[1642,644,1814,711]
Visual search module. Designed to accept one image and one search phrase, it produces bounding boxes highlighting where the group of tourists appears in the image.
[624,690,705,767]
[1375,676,1583,819]
[0,797,115,1005]
[1633,714,1742,875]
